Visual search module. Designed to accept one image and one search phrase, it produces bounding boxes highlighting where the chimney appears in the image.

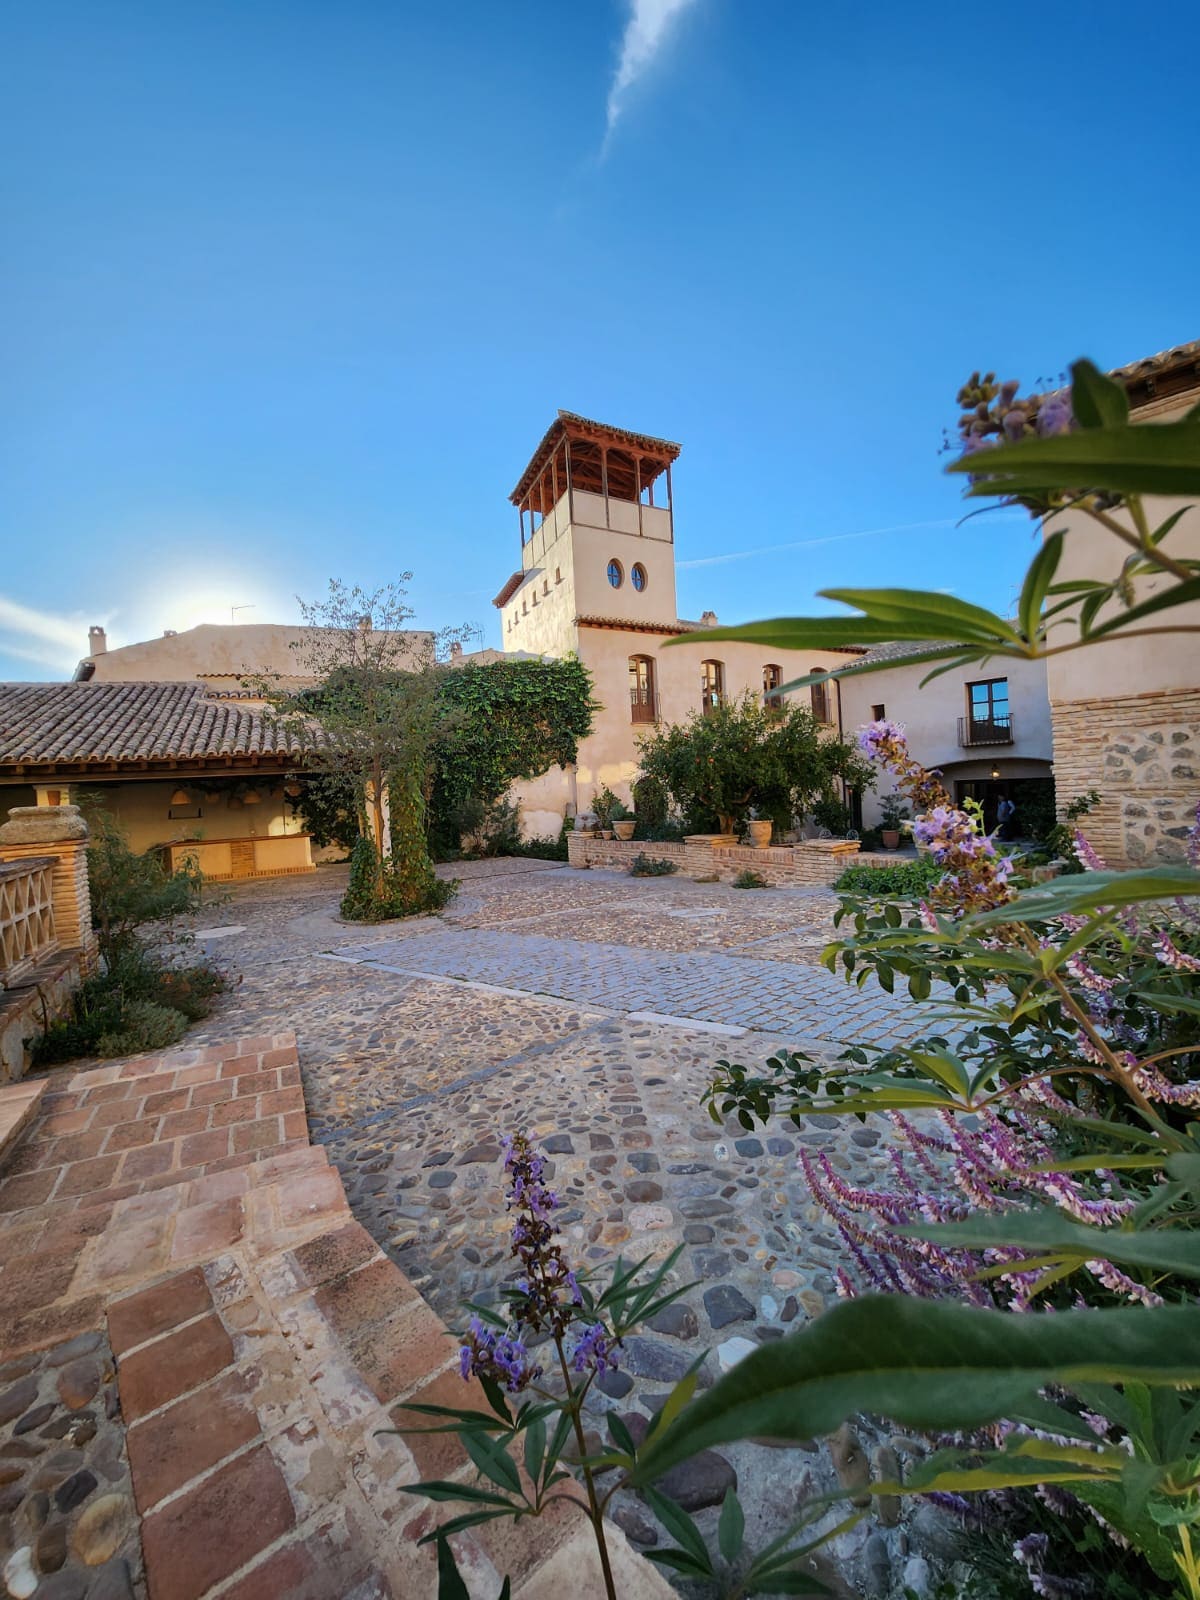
[450,641,463,661]
[88,625,107,655]
[700,610,718,627]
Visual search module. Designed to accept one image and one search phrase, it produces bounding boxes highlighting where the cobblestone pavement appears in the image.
[177,861,945,1593]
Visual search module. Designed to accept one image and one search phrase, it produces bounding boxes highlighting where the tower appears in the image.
[494,412,682,654]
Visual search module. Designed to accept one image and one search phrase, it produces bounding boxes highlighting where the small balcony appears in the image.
[958,713,1014,748]
[630,691,657,725]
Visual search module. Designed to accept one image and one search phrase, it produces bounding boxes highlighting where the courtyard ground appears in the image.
[0,859,950,1598]
[173,858,945,1591]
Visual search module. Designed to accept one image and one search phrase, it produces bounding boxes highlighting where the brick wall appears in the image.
[1050,687,1200,867]
[567,833,860,887]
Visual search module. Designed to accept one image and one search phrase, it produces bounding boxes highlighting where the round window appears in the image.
[631,563,647,592]
[607,559,623,589]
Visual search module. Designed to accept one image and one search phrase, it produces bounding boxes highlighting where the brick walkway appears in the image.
[326,925,942,1046]
[0,1032,670,1600]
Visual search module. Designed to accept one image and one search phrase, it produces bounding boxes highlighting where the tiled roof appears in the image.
[575,614,705,636]
[850,640,948,667]
[0,682,307,772]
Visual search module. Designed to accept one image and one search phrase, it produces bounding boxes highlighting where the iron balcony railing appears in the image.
[959,713,1014,748]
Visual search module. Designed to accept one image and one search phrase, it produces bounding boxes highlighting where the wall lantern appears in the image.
[170,788,190,806]
[284,782,302,798]
[990,767,1001,781]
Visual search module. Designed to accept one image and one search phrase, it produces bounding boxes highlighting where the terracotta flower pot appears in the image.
[613,820,636,841]
[747,820,773,849]
[600,829,614,840]
[881,829,901,850]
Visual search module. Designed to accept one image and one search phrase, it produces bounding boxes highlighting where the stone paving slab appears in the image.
[325,927,941,1046]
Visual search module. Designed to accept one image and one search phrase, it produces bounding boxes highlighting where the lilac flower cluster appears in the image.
[459,1317,542,1393]
[570,1322,619,1375]
[953,371,1075,457]
[855,722,1015,915]
[459,1131,619,1395]
[1011,1532,1090,1599]
[809,1104,1158,1312]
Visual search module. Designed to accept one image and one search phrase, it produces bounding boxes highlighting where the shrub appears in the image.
[834,856,944,896]
[340,832,455,921]
[629,852,679,877]
[731,868,768,889]
[810,794,851,835]
[591,786,622,829]
[31,802,227,1067]
[631,774,668,831]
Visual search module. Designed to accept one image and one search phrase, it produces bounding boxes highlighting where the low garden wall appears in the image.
[567,832,863,887]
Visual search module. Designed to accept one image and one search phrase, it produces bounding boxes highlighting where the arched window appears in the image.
[631,562,647,592]
[607,559,624,589]
[763,663,783,711]
[810,670,830,724]
[629,655,656,723]
[701,659,725,714]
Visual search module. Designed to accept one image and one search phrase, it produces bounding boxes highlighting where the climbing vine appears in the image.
[427,657,594,853]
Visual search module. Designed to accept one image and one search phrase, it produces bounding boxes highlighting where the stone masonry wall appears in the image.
[1051,688,1200,867]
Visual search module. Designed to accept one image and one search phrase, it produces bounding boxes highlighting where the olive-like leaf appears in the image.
[627,1298,1200,1486]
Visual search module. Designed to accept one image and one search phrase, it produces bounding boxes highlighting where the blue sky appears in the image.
[2,0,1197,678]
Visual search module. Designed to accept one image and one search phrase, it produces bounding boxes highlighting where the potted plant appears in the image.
[611,801,636,842]
[879,793,909,851]
[746,807,772,849]
[592,786,620,840]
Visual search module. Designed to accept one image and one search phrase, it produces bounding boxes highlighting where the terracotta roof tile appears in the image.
[0,682,306,771]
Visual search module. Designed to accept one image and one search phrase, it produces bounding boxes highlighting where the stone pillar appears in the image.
[0,805,98,972]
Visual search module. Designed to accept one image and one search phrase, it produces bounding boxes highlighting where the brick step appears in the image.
[108,1214,671,1599]
[0,1031,307,1219]
[0,1076,44,1164]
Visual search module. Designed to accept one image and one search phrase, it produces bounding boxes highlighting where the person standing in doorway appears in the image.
[996,793,1016,841]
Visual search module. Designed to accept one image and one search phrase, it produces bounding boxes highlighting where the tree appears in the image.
[270,578,461,917]
[634,693,872,835]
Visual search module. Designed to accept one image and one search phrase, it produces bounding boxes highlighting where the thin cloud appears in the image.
[677,512,1026,570]
[0,594,103,675]
[605,0,698,139]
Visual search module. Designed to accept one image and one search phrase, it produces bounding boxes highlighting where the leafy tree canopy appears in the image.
[635,693,873,835]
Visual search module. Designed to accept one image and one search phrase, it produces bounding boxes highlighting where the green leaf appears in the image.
[405,1479,519,1507]
[1165,1154,1200,1198]
[417,1509,514,1544]
[647,1366,702,1440]
[1070,359,1130,430]
[607,1413,638,1456]
[523,1415,546,1488]
[643,1550,715,1578]
[643,1486,713,1573]
[627,1298,1200,1486]
[718,1487,745,1563]
[462,1431,523,1497]
[1018,531,1064,643]
[821,588,1025,645]
[968,865,1200,927]
[1086,575,1200,640]
[436,1533,471,1600]
[906,1211,1200,1278]
[946,418,1200,497]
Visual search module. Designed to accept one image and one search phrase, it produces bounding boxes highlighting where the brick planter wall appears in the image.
[567,833,860,886]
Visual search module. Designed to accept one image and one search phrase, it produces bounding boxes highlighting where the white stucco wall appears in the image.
[80,623,435,684]
[1044,395,1200,706]
[840,654,1052,826]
